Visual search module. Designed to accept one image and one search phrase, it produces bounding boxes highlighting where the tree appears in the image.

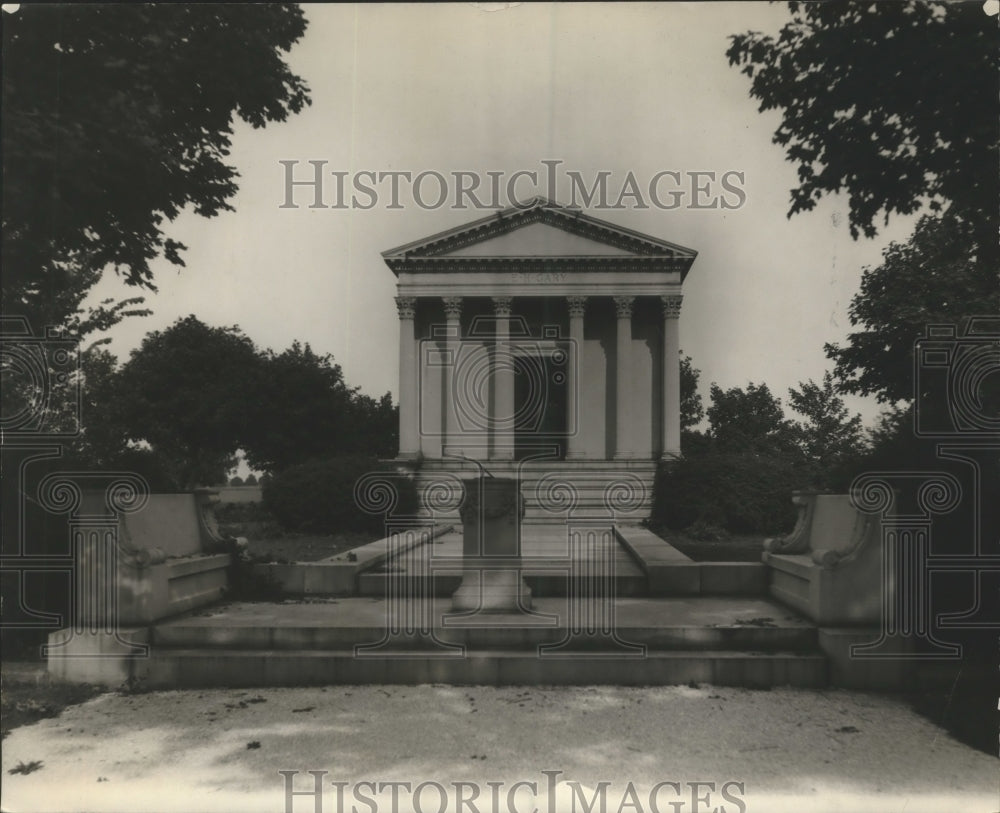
[824,213,997,405]
[244,474,259,486]
[787,372,867,488]
[348,391,399,461]
[102,320,399,486]
[727,1,997,244]
[706,382,799,455]
[66,347,131,465]
[113,316,261,488]
[2,4,310,332]
[679,354,704,430]
[229,476,245,487]
[653,382,804,534]
[729,3,997,410]
[242,342,361,473]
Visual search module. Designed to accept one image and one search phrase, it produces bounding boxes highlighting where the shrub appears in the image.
[262,456,418,535]
[684,519,730,542]
[651,450,802,536]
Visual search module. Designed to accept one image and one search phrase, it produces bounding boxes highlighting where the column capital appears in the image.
[442,296,463,319]
[612,295,635,318]
[566,296,588,318]
[394,295,417,319]
[491,296,513,317]
[660,294,683,319]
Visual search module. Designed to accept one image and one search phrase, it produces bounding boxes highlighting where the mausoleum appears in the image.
[383,198,697,516]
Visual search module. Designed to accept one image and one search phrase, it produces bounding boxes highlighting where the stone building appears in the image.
[383,198,697,516]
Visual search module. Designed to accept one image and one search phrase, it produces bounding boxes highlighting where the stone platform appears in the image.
[140,595,826,688]
[45,481,968,694]
[120,527,825,689]
[254,524,766,599]
[52,522,931,691]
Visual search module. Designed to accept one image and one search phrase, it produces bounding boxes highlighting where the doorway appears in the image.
[513,348,568,460]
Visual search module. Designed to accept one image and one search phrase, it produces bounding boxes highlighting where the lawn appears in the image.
[215,503,375,563]
[241,531,374,563]
[649,526,768,562]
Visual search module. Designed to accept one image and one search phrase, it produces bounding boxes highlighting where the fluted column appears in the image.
[613,295,635,460]
[442,296,463,458]
[661,294,683,460]
[395,296,419,459]
[565,296,587,459]
[491,296,515,460]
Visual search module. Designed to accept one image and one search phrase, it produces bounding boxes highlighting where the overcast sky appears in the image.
[86,2,919,426]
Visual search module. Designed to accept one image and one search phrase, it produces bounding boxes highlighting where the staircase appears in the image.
[411,459,658,524]
[132,524,830,689]
[144,596,825,688]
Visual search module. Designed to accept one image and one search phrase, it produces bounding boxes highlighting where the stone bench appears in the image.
[111,490,232,624]
[762,492,882,625]
[47,488,233,685]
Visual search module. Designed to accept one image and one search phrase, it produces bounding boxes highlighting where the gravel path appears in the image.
[2,684,996,813]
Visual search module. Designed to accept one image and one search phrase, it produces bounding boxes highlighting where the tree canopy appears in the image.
[114,316,261,488]
[824,213,997,404]
[730,2,998,408]
[706,382,798,455]
[103,316,397,488]
[2,4,310,332]
[727,1,997,243]
[786,372,866,484]
[679,354,705,431]
[241,342,397,473]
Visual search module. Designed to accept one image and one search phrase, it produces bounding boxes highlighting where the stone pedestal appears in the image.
[451,477,532,612]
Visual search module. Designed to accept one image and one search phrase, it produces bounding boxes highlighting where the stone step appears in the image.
[153,619,816,653]
[411,463,658,522]
[410,507,656,521]
[152,597,817,653]
[355,570,651,598]
[139,648,828,689]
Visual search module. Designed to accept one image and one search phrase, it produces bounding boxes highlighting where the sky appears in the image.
[85,2,921,428]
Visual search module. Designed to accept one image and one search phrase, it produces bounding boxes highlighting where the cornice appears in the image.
[385,255,692,275]
[382,199,698,277]
[410,206,677,258]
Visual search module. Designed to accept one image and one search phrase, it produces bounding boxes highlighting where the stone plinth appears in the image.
[451,477,532,612]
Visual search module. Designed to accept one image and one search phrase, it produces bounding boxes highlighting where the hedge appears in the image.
[262,456,419,535]
[650,449,802,536]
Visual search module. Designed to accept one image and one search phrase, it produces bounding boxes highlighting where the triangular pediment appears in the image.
[382,199,697,272]
[442,221,634,257]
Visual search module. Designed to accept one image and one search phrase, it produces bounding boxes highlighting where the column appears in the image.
[661,294,682,460]
[395,296,419,459]
[613,295,634,460]
[491,296,515,460]
[565,296,587,459]
[441,296,463,458]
